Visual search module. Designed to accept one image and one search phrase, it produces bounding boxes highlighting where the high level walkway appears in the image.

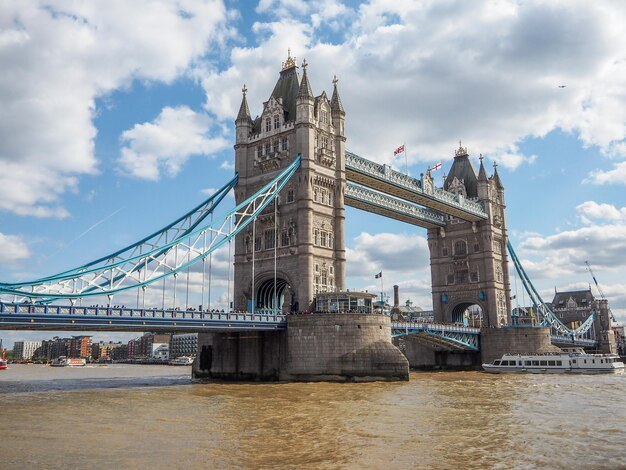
[345,151,488,222]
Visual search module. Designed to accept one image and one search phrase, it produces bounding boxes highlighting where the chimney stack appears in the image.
[393,285,400,308]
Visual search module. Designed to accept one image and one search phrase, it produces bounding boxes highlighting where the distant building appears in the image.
[37,337,72,360]
[548,289,596,328]
[69,336,92,359]
[13,341,42,360]
[91,341,126,360]
[170,334,198,358]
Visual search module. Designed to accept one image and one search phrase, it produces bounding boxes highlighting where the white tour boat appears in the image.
[168,356,195,366]
[483,348,624,374]
[50,356,87,367]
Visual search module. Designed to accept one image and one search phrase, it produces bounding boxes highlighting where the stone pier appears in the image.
[192,313,409,382]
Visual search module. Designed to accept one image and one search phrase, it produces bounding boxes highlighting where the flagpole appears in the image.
[404,142,407,175]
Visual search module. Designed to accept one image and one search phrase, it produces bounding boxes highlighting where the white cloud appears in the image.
[346,232,430,279]
[200,187,218,196]
[585,161,626,185]
[0,233,30,263]
[520,224,626,272]
[200,1,626,175]
[117,106,229,180]
[0,1,229,217]
[576,201,626,224]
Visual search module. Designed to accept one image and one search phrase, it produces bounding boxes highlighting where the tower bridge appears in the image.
[0,53,614,379]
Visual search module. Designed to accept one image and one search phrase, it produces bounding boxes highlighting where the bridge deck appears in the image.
[0,302,286,333]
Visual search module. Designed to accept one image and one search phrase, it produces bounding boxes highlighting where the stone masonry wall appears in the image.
[285,313,409,381]
[480,326,560,364]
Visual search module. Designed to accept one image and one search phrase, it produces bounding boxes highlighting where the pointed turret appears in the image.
[297,59,313,100]
[493,162,504,189]
[235,84,252,146]
[478,154,488,182]
[330,75,345,116]
[296,58,314,124]
[236,84,252,123]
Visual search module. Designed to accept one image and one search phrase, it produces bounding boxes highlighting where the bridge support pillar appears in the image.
[192,314,409,382]
[480,327,560,364]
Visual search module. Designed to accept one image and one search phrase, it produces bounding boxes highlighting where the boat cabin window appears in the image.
[572,359,577,364]
[600,359,603,363]
[556,361,562,366]
[501,360,509,366]
[524,361,531,366]
[592,360,595,364]
[548,360,556,366]
[493,360,501,366]
[532,360,539,366]
[540,360,547,366]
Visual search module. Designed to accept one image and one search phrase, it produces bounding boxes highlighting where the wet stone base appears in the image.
[192,314,409,382]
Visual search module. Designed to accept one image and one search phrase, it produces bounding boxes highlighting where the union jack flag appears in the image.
[393,145,405,156]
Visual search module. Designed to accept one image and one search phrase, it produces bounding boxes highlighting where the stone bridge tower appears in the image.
[233,52,346,313]
[427,144,512,327]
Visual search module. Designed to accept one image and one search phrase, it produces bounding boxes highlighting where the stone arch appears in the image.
[446,300,486,327]
[254,272,295,312]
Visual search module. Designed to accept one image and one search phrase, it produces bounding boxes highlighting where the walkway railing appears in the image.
[0,301,287,332]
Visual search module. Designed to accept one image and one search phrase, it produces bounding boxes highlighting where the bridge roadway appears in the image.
[345,151,488,224]
[0,302,286,333]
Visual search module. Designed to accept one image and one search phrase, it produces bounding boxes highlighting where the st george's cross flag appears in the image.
[393,145,405,156]
[432,162,442,171]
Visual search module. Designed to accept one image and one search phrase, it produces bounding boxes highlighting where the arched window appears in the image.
[265,118,271,132]
[454,240,467,256]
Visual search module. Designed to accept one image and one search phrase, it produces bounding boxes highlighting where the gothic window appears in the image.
[281,231,289,246]
[471,271,479,282]
[322,189,328,204]
[315,263,319,273]
[257,145,263,158]
[320,110,328,124]
[496,265,503,283]
[321,275,327,286]
[273,115,280,129]
[313,188,319,202]
[329,191,333,206]
[329,266,334,275]
[320,231,327,247]
[287,189,295,203]
[265,118,271,132]
[321,135,328,149]
[473,243,480,253]
[264,230,275,250]
[329,236,333,249]
[455,271,468,283]
[454,240,467,256]
[264,142,270,155]
[314,229,319,245]
[447,274,455,285]
[494,239,502,254]
[254,237,262,252]
[281,138,288,151]
[271,140,277,153]
[442,247,448,257]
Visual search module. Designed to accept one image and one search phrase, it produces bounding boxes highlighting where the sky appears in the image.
[1,0,626,348]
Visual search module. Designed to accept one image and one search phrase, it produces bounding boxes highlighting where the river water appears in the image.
[0,364,625,469]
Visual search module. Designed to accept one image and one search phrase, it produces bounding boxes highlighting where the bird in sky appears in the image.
[558,85,566,88]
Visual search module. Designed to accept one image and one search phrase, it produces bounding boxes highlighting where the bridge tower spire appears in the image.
[233,53,346,312]
[427,145,512,327]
